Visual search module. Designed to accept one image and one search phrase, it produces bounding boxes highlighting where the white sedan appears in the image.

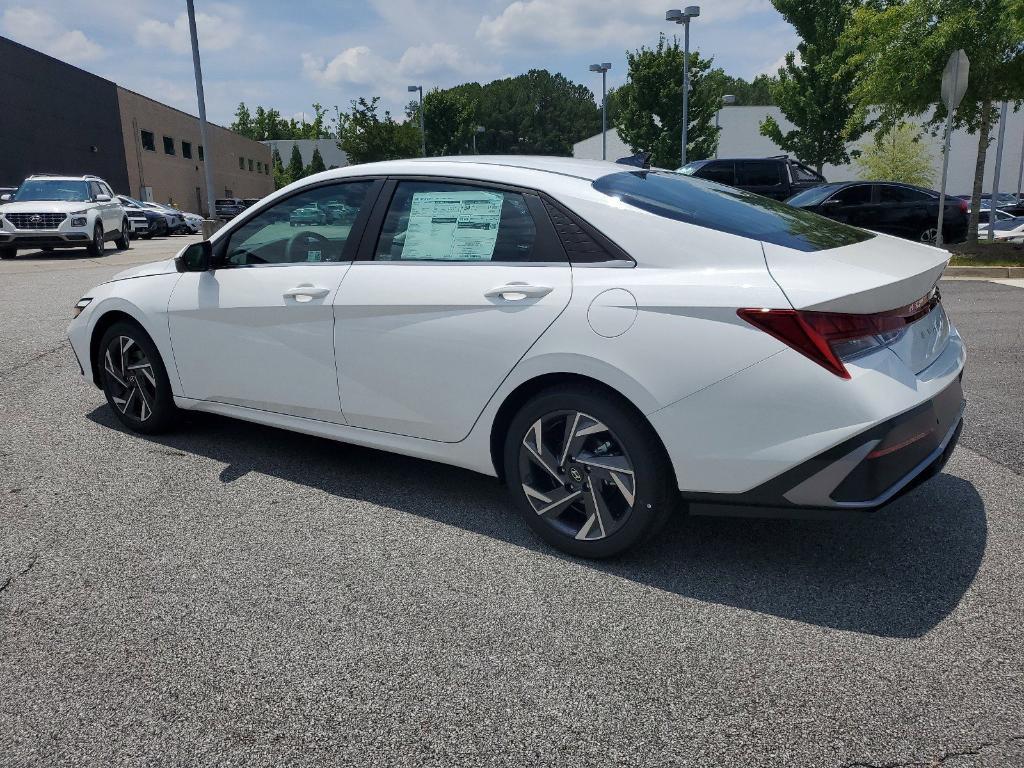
[68,157,966,558]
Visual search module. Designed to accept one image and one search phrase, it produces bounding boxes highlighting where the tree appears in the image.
[759,0,867,174]
[842,0,1024,241]
[271,147,287,189]
[306,146,326,175]
[336,97,421,164]
[613,34,720,168]
[286,144,305,182]
[703,70,778,106]
[421,89,476,156]
[231,103,254,139]
[854,123,934,186]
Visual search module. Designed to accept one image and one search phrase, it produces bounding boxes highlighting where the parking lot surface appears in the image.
[1,239,1023,767]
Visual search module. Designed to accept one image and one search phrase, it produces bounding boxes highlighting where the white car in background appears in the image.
[67,157,965,558]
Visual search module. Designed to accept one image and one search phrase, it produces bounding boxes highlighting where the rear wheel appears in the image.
[115,219,130,250]
[504,386,676,558]
[0,247,15,260]
[87,223,104,256]
[919,227,938,245]
[97,321,177,434]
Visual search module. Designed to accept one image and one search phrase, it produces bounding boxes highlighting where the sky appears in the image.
[0,0,798,127]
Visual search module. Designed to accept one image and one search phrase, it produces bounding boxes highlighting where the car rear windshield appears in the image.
[593,171,873,252]
[13,179,90,202]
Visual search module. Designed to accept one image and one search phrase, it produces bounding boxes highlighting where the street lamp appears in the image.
[472,125,485,154]
[589,63,612,160]
[666,6,700,166]
[408,84,425,157]
[714,94,736,158]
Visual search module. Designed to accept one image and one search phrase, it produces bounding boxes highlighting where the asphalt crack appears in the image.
[0,342,67,382]
[0,549,42,596]
[844,734,1024,767]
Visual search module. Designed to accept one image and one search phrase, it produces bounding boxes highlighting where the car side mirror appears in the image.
[175,240,213,272]
[0,193,10,202]
[95,194,112,203]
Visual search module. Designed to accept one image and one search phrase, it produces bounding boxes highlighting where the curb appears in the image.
[944,265,1024,278]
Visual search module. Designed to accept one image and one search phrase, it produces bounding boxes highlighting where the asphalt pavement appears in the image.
[1,239,1022,767]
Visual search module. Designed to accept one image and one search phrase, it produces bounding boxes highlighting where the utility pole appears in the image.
[589,63,612,160]
[666,7,700,167]
[988,100,1008,242]
[408,85,425,157]
[186,0,217,222]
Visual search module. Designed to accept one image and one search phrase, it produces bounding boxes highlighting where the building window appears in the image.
[248,159,254,172]
[163,136,175,155]
[238,157,244,170]
[141,130,155,151]
[265,165,269,175]
[198,145,204,161]
[182,141,193,159]
[256,161,262,173]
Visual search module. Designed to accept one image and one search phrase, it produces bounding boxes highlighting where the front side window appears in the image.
[89,181,104,199]
[141,130,155,151]
[697,161,735,185]
[737,161,782,186]
[829,185,872,205]
[163,136,175,155]
[375,182,538,262]
[593,171,874,253]
[223,181,373,266]
[13,180,90,202]
[182,141,193,159]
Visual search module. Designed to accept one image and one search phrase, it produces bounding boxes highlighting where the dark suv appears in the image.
[215,198,247,220]
[678,156,825,200]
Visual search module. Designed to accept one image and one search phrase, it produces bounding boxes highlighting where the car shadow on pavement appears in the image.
[87,407,986,639]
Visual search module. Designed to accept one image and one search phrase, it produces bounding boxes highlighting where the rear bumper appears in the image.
[0,232,91,248]
[685,376,965,518]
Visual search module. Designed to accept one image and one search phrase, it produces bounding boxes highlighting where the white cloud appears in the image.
[1,7,104,62]
[135,4,243,55]
[398,43,477,78]
[301,46,388,86]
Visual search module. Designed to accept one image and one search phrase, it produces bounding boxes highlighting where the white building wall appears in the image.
[574,106,1024,196]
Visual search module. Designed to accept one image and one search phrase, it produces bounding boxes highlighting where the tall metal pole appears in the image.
[681,18,690,166]
[601,68,608,161]
[1017,128,1024,199]
[935,114,954,247]
[987,100,1008,242]
[186,0,216,221]
[418,87,425,157]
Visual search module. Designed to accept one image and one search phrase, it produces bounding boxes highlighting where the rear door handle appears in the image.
[283,284,330,301]
[484,283,553,301]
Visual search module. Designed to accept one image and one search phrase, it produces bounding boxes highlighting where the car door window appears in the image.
[89,181,104,200]
[879,185,930,204]
[374,181,540,262]
[697,162,735,185]
[738,161,782,186]
[224,181,373,266]
[791,163,821,182]
[828,185,872,205]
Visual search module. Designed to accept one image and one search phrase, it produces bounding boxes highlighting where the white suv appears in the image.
[0,174,129,259]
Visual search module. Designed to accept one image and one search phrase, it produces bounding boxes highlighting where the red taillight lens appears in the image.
[959,199,969,213]
[738,293,938,379]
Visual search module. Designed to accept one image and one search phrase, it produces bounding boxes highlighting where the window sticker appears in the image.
[401,190,503,260]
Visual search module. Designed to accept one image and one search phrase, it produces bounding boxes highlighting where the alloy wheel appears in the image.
[518,410,636,541]
[920,227,938,244]
[103,335,158,422]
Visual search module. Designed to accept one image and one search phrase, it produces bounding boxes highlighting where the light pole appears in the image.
[589,63,612,160]
[714,94,736,158]
[408,85,425,157]
[186,0,216,222]
[666,7,700,167]
[472,125,485,154]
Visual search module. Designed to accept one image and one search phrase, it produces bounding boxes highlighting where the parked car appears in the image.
[215,198,247,220]
[141,202,187,234]
[117,195,166,238]
[323,201,358,224]
[289,204,327,226]
[979,215,1024,242]
[976,193,1024,216]
[678,156,826,200]
[786,181,969,244]
[242,198,261,209]
[0,174,129,259]
[68,157,965,558]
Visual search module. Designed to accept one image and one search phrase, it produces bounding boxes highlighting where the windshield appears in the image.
[13,179,90,203]
[593,171,873,252]
[785,184,845,207]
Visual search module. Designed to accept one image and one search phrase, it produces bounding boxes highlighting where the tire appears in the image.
[87,223,104,256]
[157,220,169,237]
[115,219,130,250]
[503,385,677,559]
[0,247,15,260]
[919,227,938,245]
[97,320,178,434]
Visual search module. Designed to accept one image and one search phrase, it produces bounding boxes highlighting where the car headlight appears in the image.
[72,297,92,318]
[71,217,87,227]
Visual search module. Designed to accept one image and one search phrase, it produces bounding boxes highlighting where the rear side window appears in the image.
[737,161,783,186]
[375,182,542,262]
[791,163,821,182]
[879,185,931,203]
[592,171,874,252]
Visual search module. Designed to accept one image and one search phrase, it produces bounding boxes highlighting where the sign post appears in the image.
[936,50,969,247]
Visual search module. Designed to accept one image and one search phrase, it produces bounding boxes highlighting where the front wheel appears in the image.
[98,321,178,434]
[86,223,104,256]
[0,247,15,260]
[115,219,130,250]
[503,386,677,558]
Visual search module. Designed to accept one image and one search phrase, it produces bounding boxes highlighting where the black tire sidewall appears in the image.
[98,321,177,434]
[0,248,15,260]
[88,223,103,256]
[116,219,130,250]
[503,387,676,559]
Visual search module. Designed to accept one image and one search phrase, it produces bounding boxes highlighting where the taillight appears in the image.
[959,199,969,213]
[738,292,938,379]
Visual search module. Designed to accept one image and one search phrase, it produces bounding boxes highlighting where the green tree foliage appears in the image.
[286,144,305,182]
[336,97,421,164]
[759,0,867,174]
[231,103,338,141]
[306,146,326,175]
[231,103,253,137]
[420,89,476,156]
[842,0,1024,240]
[271,147,287,190]
[702,71,778,106]
[613,34,720,168]
[855,123,934,186]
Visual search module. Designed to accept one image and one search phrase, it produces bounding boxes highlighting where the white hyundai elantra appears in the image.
[68,157,965,557]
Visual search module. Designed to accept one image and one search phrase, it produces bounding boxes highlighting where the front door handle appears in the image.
[484,282,553,301]
[283,284,330,301]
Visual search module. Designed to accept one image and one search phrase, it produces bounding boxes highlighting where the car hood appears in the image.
[0,200,95,214]
[106,258,178,283]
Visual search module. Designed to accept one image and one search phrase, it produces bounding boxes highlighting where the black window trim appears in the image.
[354,175,568,266]
[211,176,386,270]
